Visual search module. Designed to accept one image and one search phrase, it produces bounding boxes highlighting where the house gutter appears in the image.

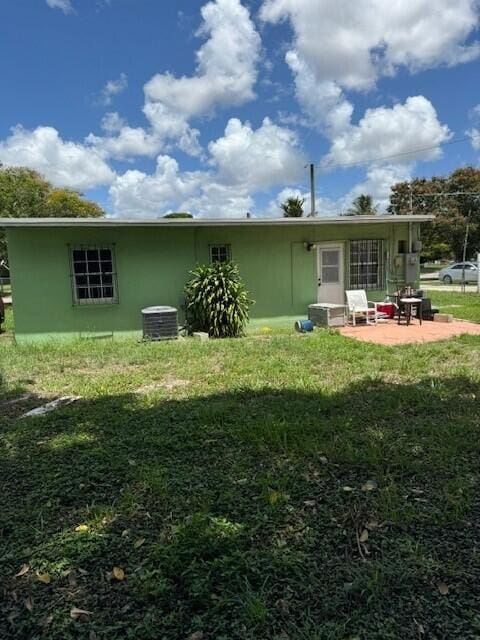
[0,215,435,228]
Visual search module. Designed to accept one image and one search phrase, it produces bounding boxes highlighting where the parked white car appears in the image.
[438,261,479,284]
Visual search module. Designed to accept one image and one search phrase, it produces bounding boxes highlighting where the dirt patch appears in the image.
[76,363,145,375]
[135,375,191,394]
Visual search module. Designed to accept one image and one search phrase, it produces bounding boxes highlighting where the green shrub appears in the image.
[184,261,253,338]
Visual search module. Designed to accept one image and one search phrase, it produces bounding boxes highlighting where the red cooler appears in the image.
[376,302,396,319]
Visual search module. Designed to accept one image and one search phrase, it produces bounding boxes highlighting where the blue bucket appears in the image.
[295,319,314,333]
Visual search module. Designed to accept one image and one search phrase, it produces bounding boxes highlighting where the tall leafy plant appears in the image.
[184,261,253,338]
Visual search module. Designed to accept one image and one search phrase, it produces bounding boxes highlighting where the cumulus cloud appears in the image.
[467,105,480,150]
[110,117,304,217]
[180,183,254,219]
[260,0,478,155]
[0,126,115,190]
[89,0,260,161]
[263,186,341,218]
[46,0,74,14]
[109,156,202,217]
[261,0,480,92]
[99,73,128,106]
[324,96,452,168]
[284,51,353,135]
[208,117,305,190]
[262,164,413,218]
[100,112,126,133]
[467,128,480,150]
[343,164,413,212]
[143,0,260,151]
[86,126,163,161]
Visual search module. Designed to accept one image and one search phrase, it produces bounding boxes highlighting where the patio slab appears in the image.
[339,319,480,345]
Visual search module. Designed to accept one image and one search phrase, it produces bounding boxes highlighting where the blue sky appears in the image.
[1,0,480,217]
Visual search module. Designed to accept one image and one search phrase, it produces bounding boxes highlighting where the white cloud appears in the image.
[180,183,254,219]
[109,156,202,217]
[110,117,304,217]
[284,51,353,135]
[324,96,452,168]
[263,164,412,218]
[46,0,74,14]
[87,112,163,162]
[264,187,307,217]
[467,127,480,150]
[208,117,305,190]
[86,126,162,161]
[100,73,128,106]
[261,0,480,92]
[89,0,260,161]
[467,106,480,150]
[143,0,260,151]
[260,0,479,154]
[469,104,480,121]
[100,112,126,133]
[263,186,341,218]
[343,164,413,211]
[0,126,115,190]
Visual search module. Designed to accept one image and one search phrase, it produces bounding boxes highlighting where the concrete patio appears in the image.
[339,319,480,345]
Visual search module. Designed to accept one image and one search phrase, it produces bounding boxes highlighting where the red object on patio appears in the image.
[376,302,396,319]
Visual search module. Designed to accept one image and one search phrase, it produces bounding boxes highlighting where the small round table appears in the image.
[398,297,423,326]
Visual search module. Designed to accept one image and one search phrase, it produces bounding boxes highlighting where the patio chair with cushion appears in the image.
[345,290,381,326]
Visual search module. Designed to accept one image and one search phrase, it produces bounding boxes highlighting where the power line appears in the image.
[328,131,480,170]
[407,191,480,197]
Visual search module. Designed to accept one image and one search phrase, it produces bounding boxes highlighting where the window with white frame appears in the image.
[209,244,231,263]
[70,246,118,304]
[349,240,385,290]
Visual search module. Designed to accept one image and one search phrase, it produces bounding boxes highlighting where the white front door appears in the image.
[317,244,344,304]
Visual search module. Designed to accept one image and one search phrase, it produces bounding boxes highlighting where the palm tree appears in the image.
[281,196,305,217]
[346,194,378,216]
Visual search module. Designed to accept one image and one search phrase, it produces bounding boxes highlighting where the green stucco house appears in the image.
[0,215,432,342]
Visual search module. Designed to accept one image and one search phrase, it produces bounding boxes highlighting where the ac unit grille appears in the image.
[142,306,178,340]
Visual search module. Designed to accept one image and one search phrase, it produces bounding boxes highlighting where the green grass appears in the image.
[427,290,480,323]
[1,307,480,638]
[0,283,11,295]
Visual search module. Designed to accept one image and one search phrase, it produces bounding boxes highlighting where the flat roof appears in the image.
[0,215,434,228]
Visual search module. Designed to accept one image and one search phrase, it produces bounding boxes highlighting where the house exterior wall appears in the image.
[5,221,419,342]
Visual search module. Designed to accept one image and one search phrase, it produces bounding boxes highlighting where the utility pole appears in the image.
[309,163,316,217]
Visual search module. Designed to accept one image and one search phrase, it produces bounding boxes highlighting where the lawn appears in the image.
[427,290,480,323]
[1,302,480,639]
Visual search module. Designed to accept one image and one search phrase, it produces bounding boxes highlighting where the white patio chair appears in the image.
[345,290,381,326]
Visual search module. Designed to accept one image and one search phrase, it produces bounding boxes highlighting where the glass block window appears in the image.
[349,240,385,290]
[70,246,118,305]
[209,244,231,263]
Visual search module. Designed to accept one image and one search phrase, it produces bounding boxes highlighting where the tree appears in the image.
[346,194,378,216]
[163,212,193,219]
[388,167,480,260]
[0,165,105,264]
[281,196,305,217]
[0,167,51,218]
[45,188,104,218]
